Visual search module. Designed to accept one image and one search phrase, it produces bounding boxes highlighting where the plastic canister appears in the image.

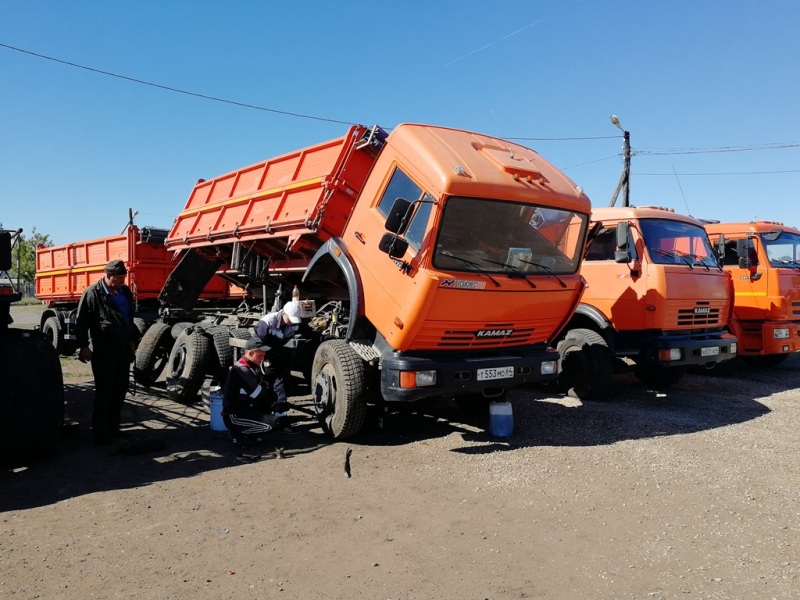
[203,381,227,431]
[489,401,513,438]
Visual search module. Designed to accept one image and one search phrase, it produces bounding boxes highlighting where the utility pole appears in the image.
[608,115,631,207]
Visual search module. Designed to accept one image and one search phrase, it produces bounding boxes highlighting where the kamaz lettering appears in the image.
[476,329,514,338]
[440,279,487,290]
[693,307,711,314]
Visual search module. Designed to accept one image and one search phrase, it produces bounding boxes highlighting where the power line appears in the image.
[636,169,800,176]
[0,42,355,126]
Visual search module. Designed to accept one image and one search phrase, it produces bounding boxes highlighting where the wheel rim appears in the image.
[313,364,337,426]
[170,346,187,378]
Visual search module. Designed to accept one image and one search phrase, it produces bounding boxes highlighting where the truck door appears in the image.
[345,166,435,349]
[732,236,768,320]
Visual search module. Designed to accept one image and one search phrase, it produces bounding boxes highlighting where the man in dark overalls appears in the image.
[75,259,140,445]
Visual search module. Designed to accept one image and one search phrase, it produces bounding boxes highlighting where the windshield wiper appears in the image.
[519,259,567,288]
[773,259,800,269]
[478,258,536,288]
[651,247,696,270]
[439,251,501,287]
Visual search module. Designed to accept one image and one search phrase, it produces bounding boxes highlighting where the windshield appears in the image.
[640,219,719,269]
[761,230,800,267]
[432,197,588,275]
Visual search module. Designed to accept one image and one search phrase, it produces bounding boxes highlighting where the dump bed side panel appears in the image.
[36,227,230,305]
[164,125,377,268]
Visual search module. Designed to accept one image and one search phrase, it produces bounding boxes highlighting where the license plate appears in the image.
[701,346,720,357]
[477,366,515,381]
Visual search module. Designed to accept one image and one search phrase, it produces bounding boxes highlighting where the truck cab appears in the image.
[704,221,800,366]
[556,206,737,398]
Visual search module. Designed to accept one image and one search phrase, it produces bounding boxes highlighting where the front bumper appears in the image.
[380,345,559,402]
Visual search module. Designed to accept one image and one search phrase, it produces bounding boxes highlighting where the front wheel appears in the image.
[556,328,613,400]
[42,315,65,355]
[311,340,367,439]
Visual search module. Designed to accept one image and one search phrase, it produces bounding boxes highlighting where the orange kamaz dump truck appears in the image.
[554,206,737,398]
[155,123,592,438]
[704,220,800,366]
[35,223,234,356]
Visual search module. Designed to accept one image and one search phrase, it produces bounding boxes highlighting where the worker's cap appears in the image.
[104,259,127,276]
[244,337,270,352]
[283,301,302,324]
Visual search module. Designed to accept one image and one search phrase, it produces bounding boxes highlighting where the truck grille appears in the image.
[414,321,543,350]
[675,306,722,327]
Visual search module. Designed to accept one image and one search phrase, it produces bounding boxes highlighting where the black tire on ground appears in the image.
[311,340,367,439]
[741,354,790,368]
[556,328,614,400]
[133,317,149,338]
[633,365,686,389]
[170,321,193,340]
[165,329,210,404]
[134,322,173,386]
[42,315,65,355]
[230,327,252,362]
[0,330,65,466]
[207,326,233,379]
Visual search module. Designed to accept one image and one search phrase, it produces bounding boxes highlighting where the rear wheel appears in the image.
[207,326,234,382]
[557,328,614,400]
[42,315,65,355]
[0,330,64,466]
[634,365,686,389]
[165,328,210,404]
[311,340,367,439]
[134,323,173,386]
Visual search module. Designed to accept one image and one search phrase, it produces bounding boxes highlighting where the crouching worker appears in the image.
[221,337,297,445]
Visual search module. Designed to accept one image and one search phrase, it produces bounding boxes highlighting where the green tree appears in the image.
[18,228,54,286]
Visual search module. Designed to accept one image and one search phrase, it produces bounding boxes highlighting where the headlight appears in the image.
[730,342,737,354]
[541,361,557,375]
[400,370,437,388]
[774,328,790,339]
[658,348,682,361]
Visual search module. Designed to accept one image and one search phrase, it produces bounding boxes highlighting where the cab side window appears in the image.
[584,228,616,261]
[376,167,431,252]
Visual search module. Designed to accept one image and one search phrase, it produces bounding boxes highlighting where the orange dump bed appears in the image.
[165,125,380,269]
[36,226,229,306]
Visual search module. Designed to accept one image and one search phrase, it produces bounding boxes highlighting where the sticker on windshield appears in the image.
[440,279,487,289]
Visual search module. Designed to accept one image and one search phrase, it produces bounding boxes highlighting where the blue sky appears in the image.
[1,0,798,245]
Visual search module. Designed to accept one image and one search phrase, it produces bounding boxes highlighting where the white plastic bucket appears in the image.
[489,401,513,438]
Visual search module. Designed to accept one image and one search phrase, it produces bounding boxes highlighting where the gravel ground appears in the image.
[2,304,799,599]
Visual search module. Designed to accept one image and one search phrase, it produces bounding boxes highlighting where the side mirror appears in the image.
[378,233,409,259]
[384,197,413,234]
[714,234,726,259]
[614,221,632,263]
[737,238,757,270]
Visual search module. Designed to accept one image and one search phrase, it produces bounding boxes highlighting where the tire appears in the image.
[165,329,210,404]
[741,354,790,368]
[556,328,614,400]
[133,317,149,338]
[42,315,65,355]
[633,365,686,389]
[311,340,367,439]
[230,327,252,362]
[207,326,233,378]
[170,321,193,340]
[0,330,65,466]
[134,323,173,386]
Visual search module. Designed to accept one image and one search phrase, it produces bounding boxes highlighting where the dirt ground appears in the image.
[2,304,799,600]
